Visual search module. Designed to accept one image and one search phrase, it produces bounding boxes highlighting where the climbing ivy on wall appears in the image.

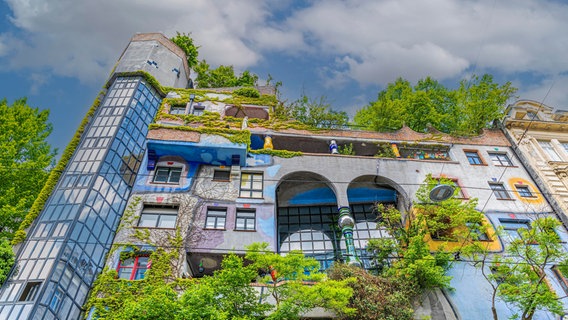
[12,92,105,245]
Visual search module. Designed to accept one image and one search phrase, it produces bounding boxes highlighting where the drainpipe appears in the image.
[186,94,195,115]
[338,206,362,267]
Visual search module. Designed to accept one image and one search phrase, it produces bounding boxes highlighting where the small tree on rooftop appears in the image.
[170,32,200,69]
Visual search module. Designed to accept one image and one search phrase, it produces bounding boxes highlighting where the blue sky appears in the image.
[1,0,568,154]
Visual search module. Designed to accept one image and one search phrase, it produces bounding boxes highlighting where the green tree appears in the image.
[178,253,272,319]
[194,60,258,88]
[327,263,415,320]
[0,98,56,240]
[354,75,516,135]
[0,239,15,286]
[245,242,355,320]
[87,243,354,319]
[367,177,462,296]
[414,174,483,241]
[277,94,349,129]
[170,32,200,69]
[466,217,568,320]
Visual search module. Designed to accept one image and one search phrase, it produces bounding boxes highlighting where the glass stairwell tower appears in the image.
[0,33,190,320]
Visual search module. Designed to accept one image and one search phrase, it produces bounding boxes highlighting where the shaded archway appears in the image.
[343,175,407,269]
[276,172,340,269]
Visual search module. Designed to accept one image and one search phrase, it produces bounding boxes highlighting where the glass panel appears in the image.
[118,268,132,279]
[205,217,216,229]
[153,168,169,183]
[169,168,182,183]
[158,215,177,228]
[139,214,158,227]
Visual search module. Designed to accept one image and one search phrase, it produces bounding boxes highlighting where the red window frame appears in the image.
[117,255,150,280]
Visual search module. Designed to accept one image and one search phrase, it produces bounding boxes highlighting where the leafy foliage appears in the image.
[170,32,200,69]
[366,177,462,297]
[466,217,568,320]
[354,75,517,135]
[414,174,483,241]
[0,98,56,240]
[0,239,14,286]
[245,242,355,320]
[274,94,349,129]
[327,263,415,320]
[194,60,258,88]
[233,87,260,98]
[87,242,354,319]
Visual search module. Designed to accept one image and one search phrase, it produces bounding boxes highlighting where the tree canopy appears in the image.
[354,75,517,135]
[273,94,349,129]
[194,60,259,88]
[0,98,56,240]
[170,32,200,69]
[87,242,354,320]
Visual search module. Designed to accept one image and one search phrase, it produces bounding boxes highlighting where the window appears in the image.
[562,142,568,155]
[153,166,182,184]
[213,169,230,181]
[235,209,256,231]
[169,105,186,115]
[488,153,513,166]
[240,173,263,198]
[516,185,534,198]
[19,281,41,301]
[499,219,530,241]
[205,208,227,229]
[117,255,150,280]
[192,104,205,116]
[138,205,178,228]
[465,151,484,165]
[539,141,562,161]
[489,183,511,200]
[525,111,539,120]
[49,289,64,312]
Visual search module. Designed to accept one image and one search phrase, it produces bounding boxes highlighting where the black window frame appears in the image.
[213,169,231,181]
[153,166,183,184]
[516,185,534,198]
[138,205,179,228]
[465,150,484,165]
[235,208,256,231]
[489,183,512,200]
[169,105,186,115]
[488,152,514,166]
[240,172,263,198]
[192,104,205,116]
[19,281,42,301]
[205,207,227,230]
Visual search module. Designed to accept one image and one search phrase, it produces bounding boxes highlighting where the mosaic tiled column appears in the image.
[338,206,362,267]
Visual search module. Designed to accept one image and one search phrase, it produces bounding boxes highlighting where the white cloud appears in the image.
[1,0,568,108]
[28,72,49,95]
[517,74,568,110]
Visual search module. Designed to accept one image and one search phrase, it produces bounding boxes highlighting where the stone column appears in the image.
[338,206,362,267]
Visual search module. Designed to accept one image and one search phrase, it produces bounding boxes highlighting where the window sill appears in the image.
[234,229,256,232]
[469,163,488,166]
[203,228,226,231]
[212,179,231,182]
[134,226,176,230]
[495,165,518,168]
[150,182,181,185]
[496,198,516,201]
